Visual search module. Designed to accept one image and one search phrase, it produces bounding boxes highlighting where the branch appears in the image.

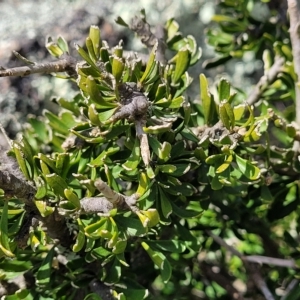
[281,279,299,300]
[0,56,77,78]
[108,82,151,167]
[79,179,139,215]
[207,230,276,300]
[200,262,244,300]
[287,0,300,126]
[245,255,296,268]
[0,149,36,209]
[0,147,72,247]
[246,56,285,105]
[129,16,166,64]
[135,118,151,167]
[247,263,275,300]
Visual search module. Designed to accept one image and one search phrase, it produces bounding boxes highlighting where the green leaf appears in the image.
[98,108,118,123]
[73,219,86,252]
[159,187,172,218]
[200,73,215,125]
[84,293,103,300]
[45,173,68,198]
[44,110,70,135]
[85,218,108,239]
[115,16,129,27]
[57,36,69,53]
[91,246,111,259]
[89,25,101,60]
[46,37,64,58]
[136,172,150,197]
[36,246,55,286]
[141,242,172,283]
[218,78,231,101]
[172,48,191,84]
[146,240,186,253]
[115,215,147,236]
[158,164,177,174]
[233,104,246,121]
[75,44,100,73]
[112,240,127,254]
[122,138,141,171]
[35,200,55,217]
[136,209,160,228]
[13,142,31,180]
[235,154,261,180]
[216,154,233,174]
[171,202,202,218]
[0,201,14,257]
[64,189,81,209]
[112,56,125,83]
[139,42,157,84]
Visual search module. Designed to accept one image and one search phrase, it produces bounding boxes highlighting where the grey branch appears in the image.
[207,230,297,268]
[135,118,151,166]
[288,0,300,126]
[207,230,277,300]
[109,82,149,123]
[129,16,166,64]
[246,56,285,105]
[0,147,72,247]
[80,179,139,215]
[200,262,244,300]
[0,149,36,208]
[0,56,77,77]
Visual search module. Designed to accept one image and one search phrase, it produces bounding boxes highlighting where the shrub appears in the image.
[0,2,300,299]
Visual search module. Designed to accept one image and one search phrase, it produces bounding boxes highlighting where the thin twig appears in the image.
[129,16,166,64]
[281,279,299,300]
[246,56,285,105]
[200,262,244,300]
[245,255,296,268]
[247,263,275,300]
[207,230,276,299]
[0,57,76,77]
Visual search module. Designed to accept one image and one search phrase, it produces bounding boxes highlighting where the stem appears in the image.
[246,56,284,105]
[0,57,76,77]
[288,0,300,126]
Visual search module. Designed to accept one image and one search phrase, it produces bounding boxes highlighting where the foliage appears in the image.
[1,1,300,299]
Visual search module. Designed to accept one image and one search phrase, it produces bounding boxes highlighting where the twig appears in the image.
[108,82,151,166]
[200,262,244,300]
[207,230,276,299]
[246,56,285,105]
[129,16,166,64]
[207,230,297,268]
[245,255,296,268]
[287,0,300,126]
[79,179,139,215]
[206,230,242,258]
[247,263,275,300]
[135,118,151,167]
[0,56,77,77]
[281,279,299,300]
